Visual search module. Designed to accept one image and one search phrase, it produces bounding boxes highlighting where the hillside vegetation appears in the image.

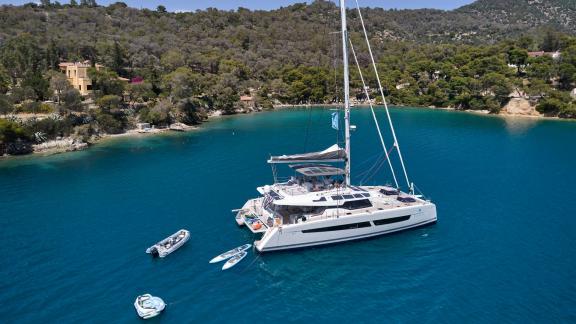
[1,0,576,155]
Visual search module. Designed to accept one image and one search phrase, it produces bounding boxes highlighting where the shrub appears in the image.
[15,101,54,114]
[0,118,31,143]
[95,111,125,134]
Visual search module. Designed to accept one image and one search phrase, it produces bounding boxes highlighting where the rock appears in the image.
[501,98,540,116]
[33,138,88,154]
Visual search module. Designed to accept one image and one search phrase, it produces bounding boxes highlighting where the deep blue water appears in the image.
[1,107,576,323]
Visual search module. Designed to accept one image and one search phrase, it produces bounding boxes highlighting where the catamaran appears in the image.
[234,0,437,252]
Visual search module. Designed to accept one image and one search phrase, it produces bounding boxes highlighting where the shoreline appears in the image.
[273,103,572,121]
[0,123,200,160]
[1,104,571,160]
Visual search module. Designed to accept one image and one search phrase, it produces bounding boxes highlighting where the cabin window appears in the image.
[373,215,410,226]
[341,199,372,210]
[331,195,343,200]
[302,221,371,233]
[353,194,364,198]
[343,194,354,199]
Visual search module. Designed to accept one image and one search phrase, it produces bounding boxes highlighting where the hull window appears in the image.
[373,215,411,225]
[302,221,371,233]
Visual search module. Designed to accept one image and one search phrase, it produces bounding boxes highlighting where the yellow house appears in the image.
[58,61,103,96]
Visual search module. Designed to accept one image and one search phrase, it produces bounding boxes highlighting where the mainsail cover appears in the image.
[268,144,346,164]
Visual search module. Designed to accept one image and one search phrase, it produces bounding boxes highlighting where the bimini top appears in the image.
[267,144,346,164]
[294,166,345,177]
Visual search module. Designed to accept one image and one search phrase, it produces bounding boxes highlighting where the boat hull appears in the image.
[146,230,190,258]
[254,203,436,252]
[134,295,165,319]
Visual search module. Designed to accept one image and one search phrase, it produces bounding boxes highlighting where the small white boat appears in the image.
[222,250,248,270]
[146,229,190,258]
[209,244,252,263]
[134,294,165,319]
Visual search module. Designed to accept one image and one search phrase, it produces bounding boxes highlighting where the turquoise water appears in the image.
[1,108,576,323]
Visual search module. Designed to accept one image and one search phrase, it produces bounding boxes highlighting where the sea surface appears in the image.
[1,107,575,323]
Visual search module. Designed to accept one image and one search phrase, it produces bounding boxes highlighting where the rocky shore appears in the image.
[33,138,89,155]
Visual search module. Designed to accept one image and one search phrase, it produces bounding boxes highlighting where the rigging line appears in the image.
[303,106,313,152]
[354,0,411,190]
[356,151,389,181]
[359,154,386,185]
[360,155,387,185]
[360,144,396,184]
[355,157,383,180]
[354,150,385,171]
[354,150,386,179]
[348,39,399,188]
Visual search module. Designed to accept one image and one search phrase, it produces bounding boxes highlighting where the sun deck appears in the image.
[238,184,427,233]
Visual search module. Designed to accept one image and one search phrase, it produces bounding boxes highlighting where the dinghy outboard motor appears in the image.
[150,247,159,257]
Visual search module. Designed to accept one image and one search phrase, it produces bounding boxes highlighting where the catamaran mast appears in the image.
[340,0,351,186]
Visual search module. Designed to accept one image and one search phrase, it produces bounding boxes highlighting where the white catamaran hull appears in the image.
[254,203,436,252]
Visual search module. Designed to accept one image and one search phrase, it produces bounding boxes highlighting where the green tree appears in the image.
[95,111,124,134]
[507,47,528,75]
[0,65,10,94]
[88,68,125,97]
[526,56,555,80]
[542,29,562,52]
[177,98,206,125]
[0,94,14,116]
[157,5,167,13]
[525,79,551,97]
[481,72,512,105]
[60,88,83,113]
[126,82,155,106]
[11,86,37,103]
[139,99,172,125]
[160,50,186,72]
[558,63,576,90]
[161,67,203,101]
[536,98,566,115]
[211,86,239,114]
[80,0,97,7]
[0,34,43,84]
[0,119,31,143]
[559,102,576,118]
[48,71,71,103]
[21,72,50,101]
[96,95,122,111]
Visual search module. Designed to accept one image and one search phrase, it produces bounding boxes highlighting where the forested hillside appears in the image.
[1,0,576,156]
